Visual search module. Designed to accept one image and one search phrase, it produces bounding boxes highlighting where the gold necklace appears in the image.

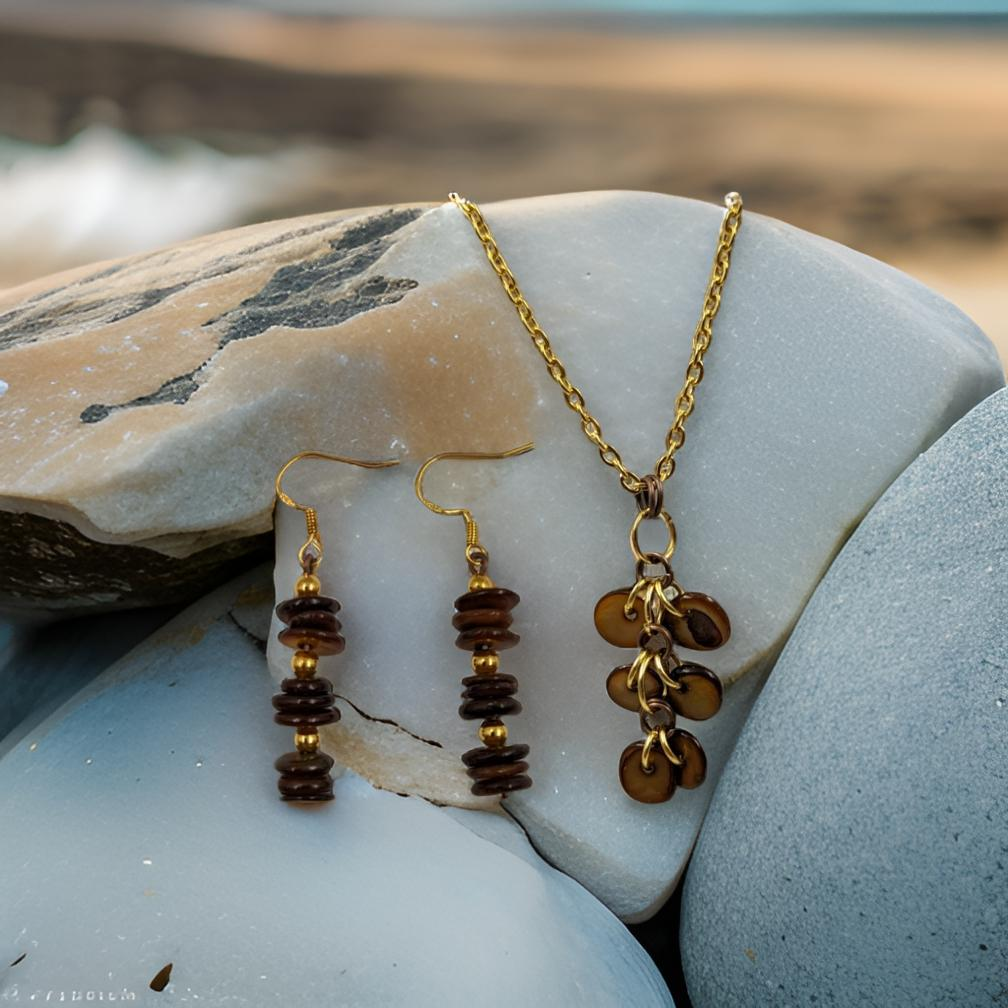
[449,191,743,804]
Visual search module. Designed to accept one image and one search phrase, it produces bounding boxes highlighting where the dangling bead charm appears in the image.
[414,443,535,800]
[269,448,399,804]
[594,498,728,804]
[272,571,341,801]
[455,575,532,796]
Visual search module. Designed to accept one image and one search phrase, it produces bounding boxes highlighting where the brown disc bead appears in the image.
[276,594,346,654]
[274,750,335,802]
[459,696,522,720]
[272,676,340,728]
[285,609,341,633]
[277,626,346,655]
[452,607,514,632]
[667,663,723,721]
[618,741,676,803]
[453,587,521,651]
[594,588,645,648]
[276,594,341,624]
[453,587,520,612]
[605,664,664,712]
[669,728,707,789]
[460,673,519,699]
[455,627,520,651]
[461,743,532,796]
[664,592,731,650]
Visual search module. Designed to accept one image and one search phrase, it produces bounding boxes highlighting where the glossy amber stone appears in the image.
[618,741,676,803]
[667,663,723,721]
[605,664,663,712]
[664,592,731,650]
[669,728,707,789]
[594,588,645,648]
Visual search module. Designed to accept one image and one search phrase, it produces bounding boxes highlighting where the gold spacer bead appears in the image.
[479,720,508,748]
[468,573,494,591]
[471,652,499,676]
[295,574,321,597]
[291,651,318,678]
[295,730,320,753]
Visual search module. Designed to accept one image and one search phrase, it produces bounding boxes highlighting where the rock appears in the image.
[0,605,173,756]
[1,192,1002,918]
[680,388,1008,1007]
[0,566,673,1008]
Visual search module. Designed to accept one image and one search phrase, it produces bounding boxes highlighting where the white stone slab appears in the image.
[0,567,672,1007]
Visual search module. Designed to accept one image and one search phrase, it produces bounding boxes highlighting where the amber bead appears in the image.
[605,663,663,713]
[664,592,731,650]
[618,741,676,803]
[667,663,723,721]
[668,728,707,789]
[594,588,645,648]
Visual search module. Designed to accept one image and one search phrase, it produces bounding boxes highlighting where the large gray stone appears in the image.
[681,388,1008,1007]
[0,566,672,1007]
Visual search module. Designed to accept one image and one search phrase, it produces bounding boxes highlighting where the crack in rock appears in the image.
[334,693,443,749]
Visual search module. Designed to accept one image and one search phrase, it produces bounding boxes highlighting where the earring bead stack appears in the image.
[272,572,341,802]
[454,574,532,796]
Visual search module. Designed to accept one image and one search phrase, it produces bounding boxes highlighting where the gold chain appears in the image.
[448,192,743,495]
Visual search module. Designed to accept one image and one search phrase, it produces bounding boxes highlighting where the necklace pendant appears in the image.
[595,576,728,805]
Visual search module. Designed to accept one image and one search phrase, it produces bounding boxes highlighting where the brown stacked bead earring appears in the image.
[415,443,534,798]
[271,450,399,802]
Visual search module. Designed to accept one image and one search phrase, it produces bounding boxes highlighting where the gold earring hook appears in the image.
[275,450,400,573]
[414,441,534,575]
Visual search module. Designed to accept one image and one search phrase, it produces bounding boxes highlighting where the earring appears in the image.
[415,442,535,798]
[271,450,399,802]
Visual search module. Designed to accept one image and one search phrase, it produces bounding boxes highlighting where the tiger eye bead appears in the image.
[665,592,731,650]
[669,728,708,789]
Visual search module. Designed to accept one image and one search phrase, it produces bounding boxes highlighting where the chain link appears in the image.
[449,191,743,495]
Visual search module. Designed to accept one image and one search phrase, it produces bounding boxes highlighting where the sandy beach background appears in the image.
[0,4,1005,368]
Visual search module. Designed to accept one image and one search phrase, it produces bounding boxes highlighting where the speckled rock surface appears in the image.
[681,388,1008,1007]
[0,566,673,1008]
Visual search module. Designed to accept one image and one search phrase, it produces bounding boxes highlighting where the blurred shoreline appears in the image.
[0,6,1005,363]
